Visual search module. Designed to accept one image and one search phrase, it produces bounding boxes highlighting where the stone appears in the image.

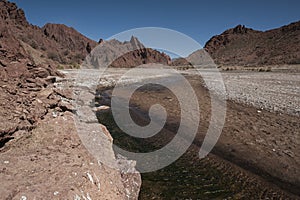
[76,106,98,123]
[93,105,111,114]
[32,67,50,78]
[59,101,75,112]
[99,124,113,142]
[54,88,73,100]
[37,88,54,100]
[45,76,56,84]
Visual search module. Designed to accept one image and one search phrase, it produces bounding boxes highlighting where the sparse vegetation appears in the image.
[47,51,60,62]
[73,53,85,63]
[29,40,38,49]
[221,66,272,72]
[57,64,64,70]
[71,62,80,69]
[40,46,46,51]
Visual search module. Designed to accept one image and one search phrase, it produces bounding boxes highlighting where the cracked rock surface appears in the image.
[0,65,141,199]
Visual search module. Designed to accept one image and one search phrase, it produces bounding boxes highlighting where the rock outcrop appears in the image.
[0,59,63,147]
[41,23,97,64]
[0,1,141,199]
[85,36,171,68]
[0,0,97,67]
[0,61,141,199]
[110,47,171,68]
[204,21,300,66]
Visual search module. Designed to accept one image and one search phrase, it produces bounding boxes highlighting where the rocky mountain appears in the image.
[41,23,97,64]
[0,2,142,198]
[170,49,216,68]
[0,0,97,67]
[170,58,192,67]
[204,21,300,66]
[0,0,172,69]
[84,36,171,68]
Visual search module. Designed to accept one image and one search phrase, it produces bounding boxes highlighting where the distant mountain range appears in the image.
[84,36,171,68]
[1,0,299,68]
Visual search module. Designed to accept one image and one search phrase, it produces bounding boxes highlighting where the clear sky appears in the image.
[12,0,300,46]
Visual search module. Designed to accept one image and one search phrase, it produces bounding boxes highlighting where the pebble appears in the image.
[86,172,94,184]
[283,150,294,158]
[52,111,58,118]
[211,72,300,116]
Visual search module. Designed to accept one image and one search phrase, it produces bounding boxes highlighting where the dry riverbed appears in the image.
[93,67,300,199]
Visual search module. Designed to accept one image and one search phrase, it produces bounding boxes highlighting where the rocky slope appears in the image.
[204,21,300,66]
[0,67,141,199]
[0,1,141,198]
[110,47,171,68]
[84,36,171,68]
[0,59,63,147]
[0,0,97,67]
[0,0,171,69]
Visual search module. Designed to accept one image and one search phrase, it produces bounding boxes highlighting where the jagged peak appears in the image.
[223,24,259,35]
[130,35,141,43]
[0,0,28,26]
[130,35,139,43]
[42,23,76,32]
[129,35,144,49]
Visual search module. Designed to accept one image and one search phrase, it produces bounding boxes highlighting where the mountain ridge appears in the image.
[1,0,300,68]
[84,36,171,68]
[0,0,97,67]
[204,21,300,66]
[0,0,171,68]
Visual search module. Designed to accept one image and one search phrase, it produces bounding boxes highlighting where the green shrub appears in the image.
[57,65,64,70]
[47,52,60,62]
[29,40,38,49]
[72,63,80,69]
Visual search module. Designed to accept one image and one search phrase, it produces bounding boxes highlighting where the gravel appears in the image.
[61,68,300,116]
[192,70,300,116]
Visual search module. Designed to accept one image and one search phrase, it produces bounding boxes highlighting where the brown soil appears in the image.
[0,111,139,200]
[103,74,300,199]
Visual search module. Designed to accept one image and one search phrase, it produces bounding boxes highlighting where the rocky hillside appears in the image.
[85,36,171,68]
[41,23,97,64]
[0,1,141,198]
[0,0,97,67]
[0,0,171,69]
[110,48,171,68]
[204,21,300,66]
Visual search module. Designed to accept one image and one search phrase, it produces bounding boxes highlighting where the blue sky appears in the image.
[13,0,300,47]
